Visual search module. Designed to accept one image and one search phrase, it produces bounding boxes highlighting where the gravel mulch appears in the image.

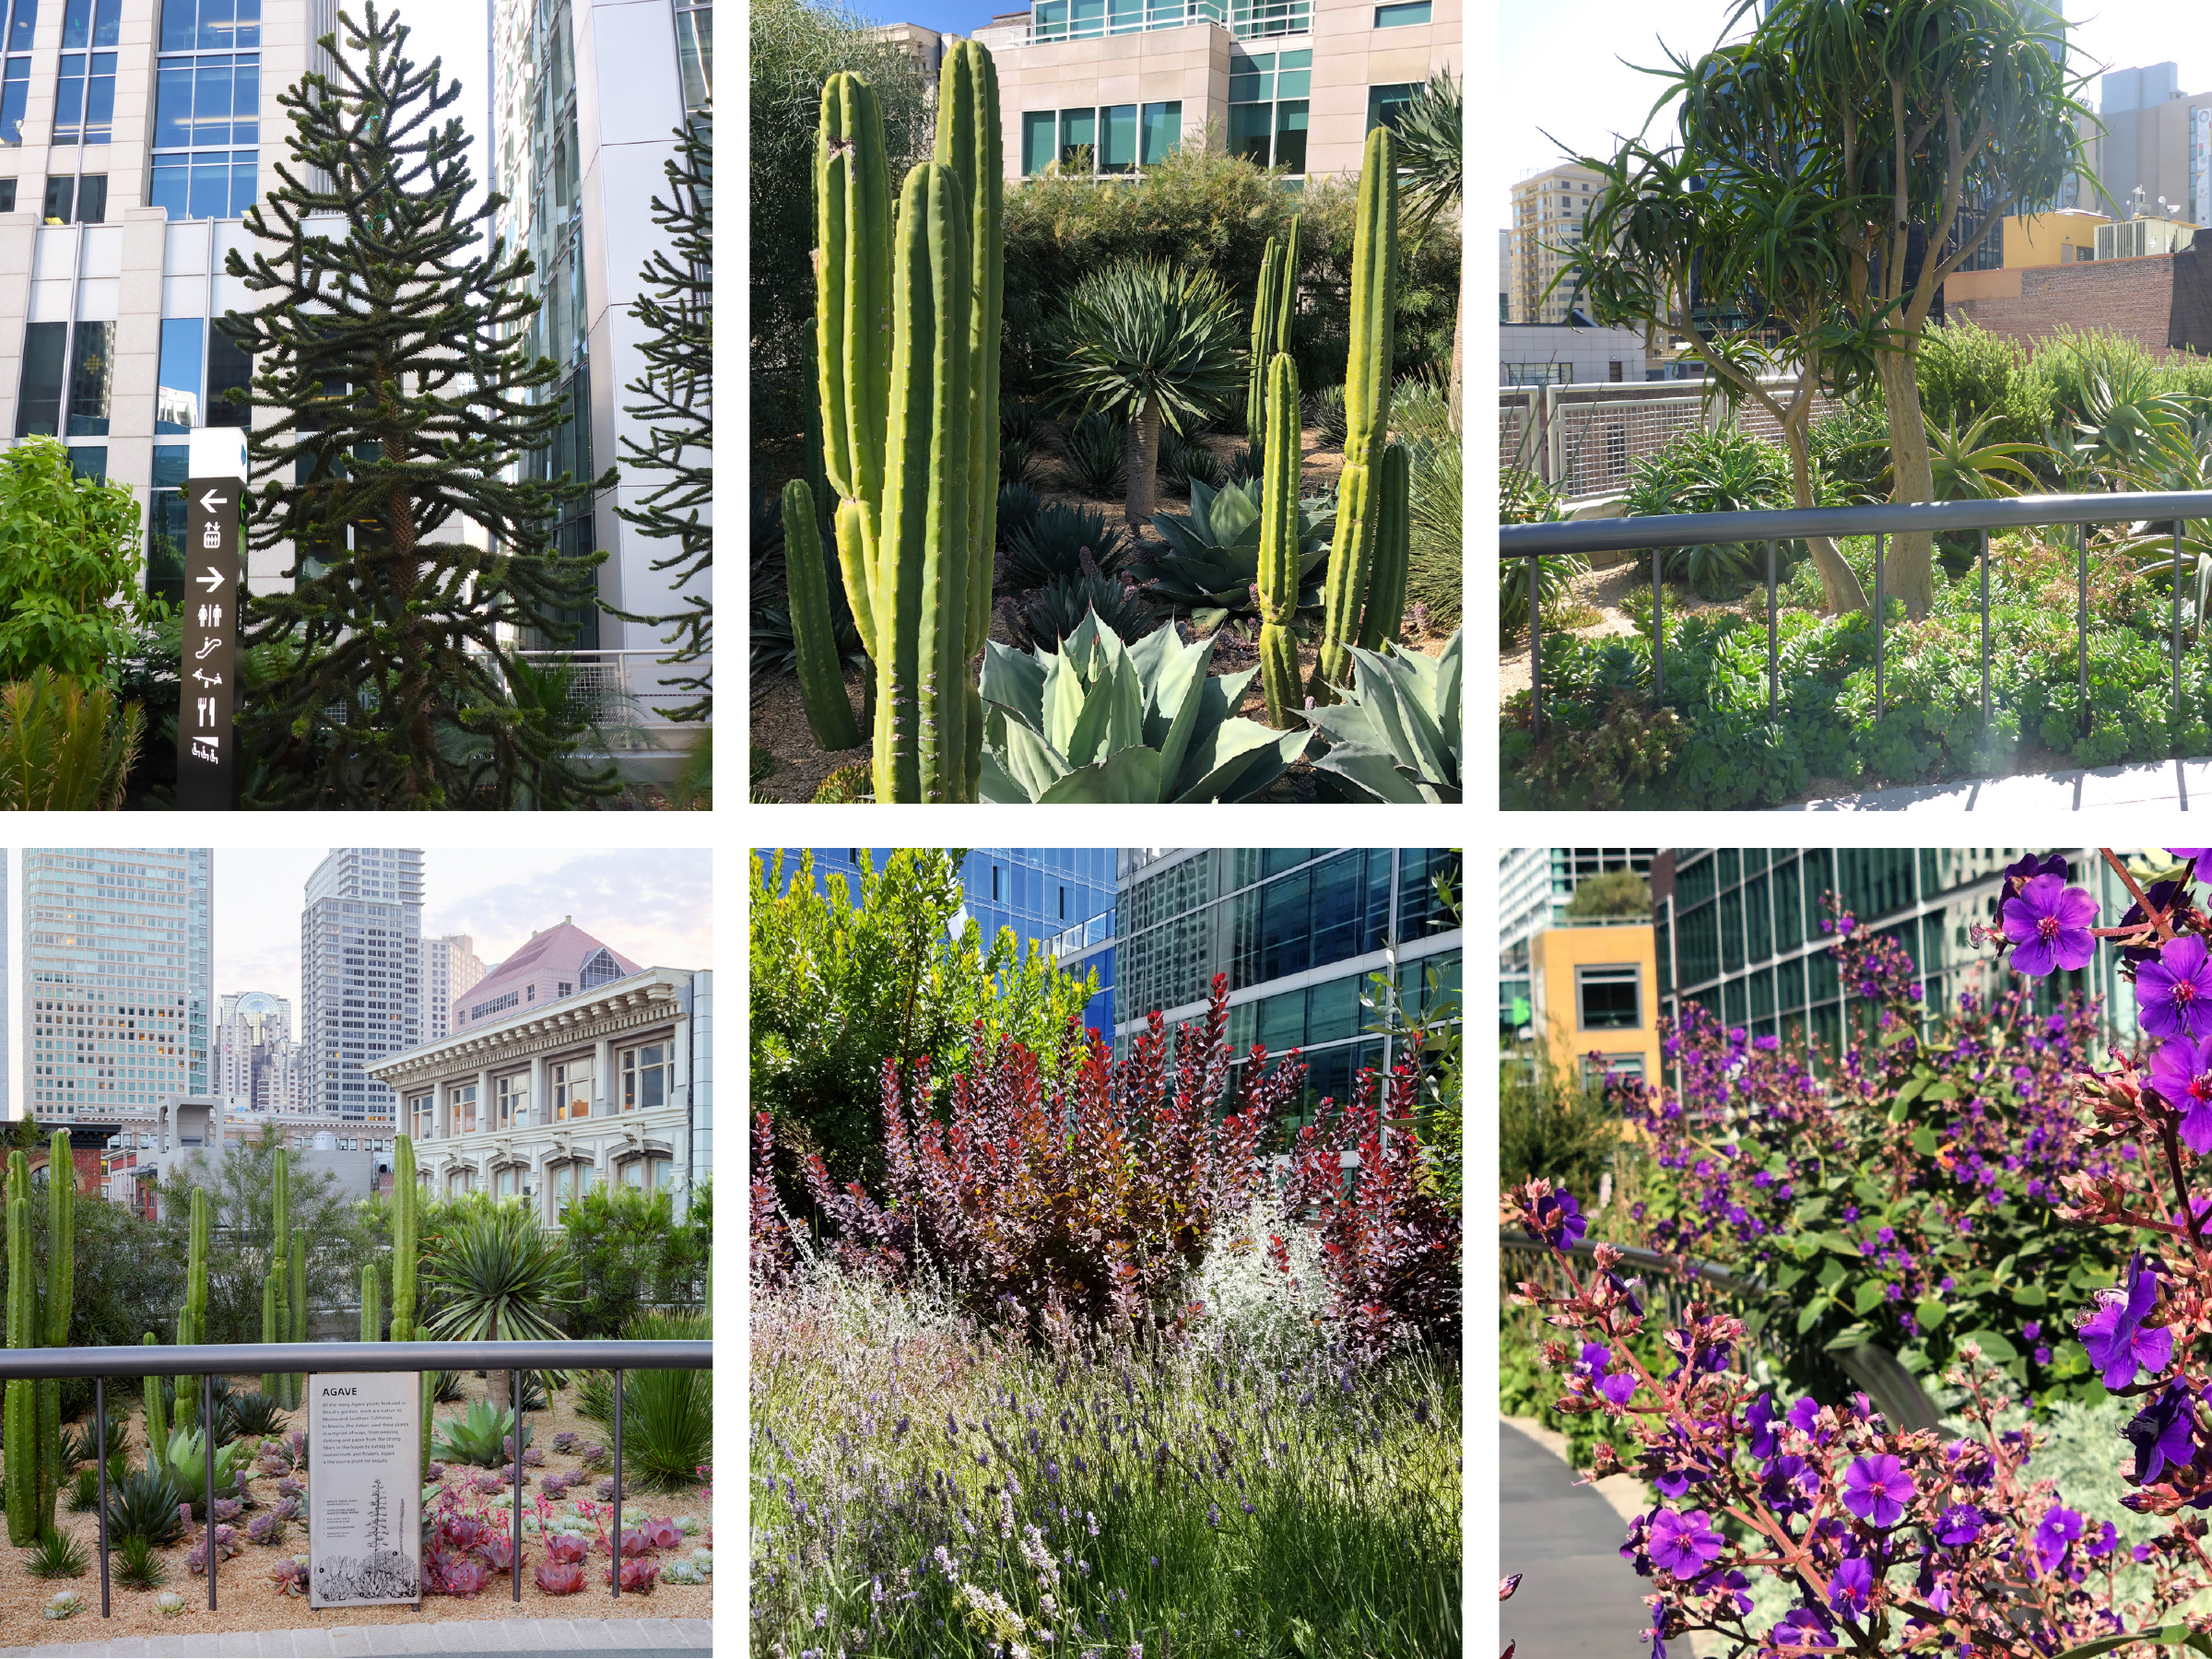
[0,1373,711,1647]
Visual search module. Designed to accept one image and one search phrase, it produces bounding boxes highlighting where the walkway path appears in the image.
[1780,755,2212,812]
[1499,1417,1657,1658]
[0,1616,712,1658]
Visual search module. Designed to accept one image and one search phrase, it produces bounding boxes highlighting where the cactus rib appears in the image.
[1359,441,1411,653]
[816,73,892,662]
[782,478,864,750]
[1256,351,1304,727]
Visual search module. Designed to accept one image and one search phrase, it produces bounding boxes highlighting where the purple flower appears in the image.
[1747,1393,1783,1460]
[2000,876,2098,976]
[1839,1453,1914,1528]
[2148,1034,2212,1153]
[2124,1381,2200,1484]
[1771,1608,1836,1650]
[2034,1506,2083,1576]
[2077,1253,2174,1389]
[1934,1503,1983,1547]
[1597,1371,1637,1406]
[2139,935,2212,1040]
[1646,1508,1723,1577]
[1827,1554,1873,1616]
[1529,1187,1586,1252]
[2171,850,2212,861]
[2005,853,2071,887]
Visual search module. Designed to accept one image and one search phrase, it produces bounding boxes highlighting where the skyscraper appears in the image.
[213,989,302,1112]
[0,3,327,604]
[488,0,712,653]
[22,848,211,1119]
[299,848,423,1123]
[423,934,485,1042]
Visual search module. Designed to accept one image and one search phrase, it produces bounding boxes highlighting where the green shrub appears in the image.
[24,1528,87,1579]
[558,1184,708,1343]
[1619,428,1806,598]
[113,1532,165,1591]
[1011,574,1155,651]
[1057,410,1129,500]
[0,669,144,811]
[0,436,160,682]
[1498,1056,1620,1197]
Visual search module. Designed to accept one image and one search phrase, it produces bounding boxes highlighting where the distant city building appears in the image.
[300,849,423,1123]
[423,934,486,1043]
[1654,848,2146,1056]
[1499,849,1659,1035]
[111,1096,394,1220]
[450,920,639,1034]
[1500,321,1653,387]
[1528,918,1660,1085]
[1507,162,1606,324]
[213,989,303,1112]
[368,967,712,1225]
[22,848,211,1123]
[2088,63,2212,229]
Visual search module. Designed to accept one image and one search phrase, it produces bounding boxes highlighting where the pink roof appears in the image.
[454,922,641,1028]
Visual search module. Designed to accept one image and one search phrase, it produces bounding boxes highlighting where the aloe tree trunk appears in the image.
[1875,346,1937,618]
[1781,409,1868,615]
[1124,399,1162,532]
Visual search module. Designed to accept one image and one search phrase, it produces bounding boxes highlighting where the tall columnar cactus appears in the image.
[815,71,891,672]
[809,53,1002,803]
[937,39,1003,804]
[5,1154,39,1545]
[393,1136,428,1477]
[262,1273,281,1397]
[265,1148,290,1401]
[1359,440,1412,653]
[360,1262,382,1344]
[40,1133,72,1535]
[1256,351,1305,728]
[1245,218,1301,443]
[782,478,864,750]
[175,1187,207,1430]
[1311,128,1399,700]
[141,1332,166,1456]
[288,1223,307,1406]
[873,160,973,805]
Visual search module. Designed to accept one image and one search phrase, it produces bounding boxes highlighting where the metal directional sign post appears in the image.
[177,427,245,811]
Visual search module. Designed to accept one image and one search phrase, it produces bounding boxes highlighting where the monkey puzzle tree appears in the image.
[1568,0,2093,619]
[614,116,713,724]
[220,3,616,807]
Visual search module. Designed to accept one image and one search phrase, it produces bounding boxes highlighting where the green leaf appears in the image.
[1793,1196,1829,1226]
[1914,1298,1947,1330]
[1852,1280,1886,1315]
[1817,1232,1862,1258]
[1924,1082,1958,1100]
[1910,1126,1939,1157]
[1817,1257,1846,1291]
[2011,1282,2047,1308]
[1796,1298,1831,1335]
[1961,1330,2018,1362]
[1823,1323,1874,1352]
[2049,1623,2212,1658]
[1892,1074,1930,1109]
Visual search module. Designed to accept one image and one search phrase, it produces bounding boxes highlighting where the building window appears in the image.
[1576,963,1643,1030]
[618,1153,672,1192]
[1582,1053,1646,1088]
[55,21,120,145]
[1373,0,1429,22]
[1140,100,1181,167]
[549,1157,594,1218]
[1,27,27,147]
[620,1042,670,1112]
[552,1058,590,1120]
[151,0,261,221]
[496,1072,525,1129]
[1229,50,1310,175]
[16,321,65,437]
[496,1166,516,1198]
[67,445,104,479]
[448,1081,477,1134]
[1057,106,1094,171]
[147,442,186,604]
[447,1168,472,1196]
[0,180,14,211]
[673,0,711,114]
[1367,81,1417,134]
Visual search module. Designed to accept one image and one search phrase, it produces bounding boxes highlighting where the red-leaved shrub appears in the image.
[789,974,1305,1332]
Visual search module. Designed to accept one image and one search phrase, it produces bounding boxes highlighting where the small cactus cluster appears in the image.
[1311,126,1409,702]
[1245,217,1300,443]
[6,1137,76,1546]
[800,43,1004,800]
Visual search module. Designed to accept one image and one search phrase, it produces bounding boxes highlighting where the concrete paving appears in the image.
[0,1616,713,1658]
[1499,1418,1659,1659]
[1781,755,2212,812]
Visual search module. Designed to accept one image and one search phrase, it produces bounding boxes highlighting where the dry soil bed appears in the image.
[0,1372,711,1647]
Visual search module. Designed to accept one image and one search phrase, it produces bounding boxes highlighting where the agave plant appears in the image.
[2069,359,2196,488]
[977,609,1309,803]
[1044,259,1244,528]
[1012,573,1155,652]
[1298,628,1462,804]
[106,1467,187,1547]
[149,1428,249,1503]
[994,482,1045,548]
[1306,382,1349,448]
[432,1401,535,1469]
[1001,502,1132,591]
[1157,423,1226,496]
[1057,409,1130,501]
[1136,477,1333,634]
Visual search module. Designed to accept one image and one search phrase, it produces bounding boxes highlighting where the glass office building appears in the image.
[1659,848,2144,1054]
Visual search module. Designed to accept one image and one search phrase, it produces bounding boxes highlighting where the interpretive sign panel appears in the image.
[309,1371,421,1607]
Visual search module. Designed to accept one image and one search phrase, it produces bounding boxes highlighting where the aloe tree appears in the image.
[1044,261,1244,532]
[423,1203,576,1408]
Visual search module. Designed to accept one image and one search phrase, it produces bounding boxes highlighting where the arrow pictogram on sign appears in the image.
[198,489,229,513]
[195,567,223,591]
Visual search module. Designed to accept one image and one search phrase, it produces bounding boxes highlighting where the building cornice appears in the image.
[363,970,689,1092]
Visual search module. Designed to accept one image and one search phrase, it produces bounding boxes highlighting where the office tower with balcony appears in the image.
[488,0,712,672]
[22,846,211,1119]
[299,847,423,1122]
[0,2,327,604]
[423,932,485,1042]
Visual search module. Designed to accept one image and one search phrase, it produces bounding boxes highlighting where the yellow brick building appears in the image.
[1528,921,1661,1086]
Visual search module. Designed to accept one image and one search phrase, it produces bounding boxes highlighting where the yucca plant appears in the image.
[998,434,1036,488]
[0,668,142,810]
[429,1370,465,1405]
[114,1532,166,1591]
[65,1470,98,1514]
[1001,502,1131,592]
[423,1204,577,1406]
[1045,260,1244,528]
[1306,382,1349,448]
[1136,477,1333,635]
[1298,627,1462,804]
[977,609,1308,803]
[65,1415,124,1472]
[1012,573,1155,652]
[105,1467,187,1547]
[227,1391,285,1439]
[1057,410,1129,501]
[25,1527,87,1579]
[1001,398,1048,450]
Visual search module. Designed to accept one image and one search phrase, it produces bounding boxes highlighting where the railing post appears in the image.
[1766,538,1778,720]
[204,1370,215,1610]
[1651,548,1665,699]
[611,1368,624,1601]
[95,1377,109,1618]
[1874,534,1884,722]
[512,1365,524,1604]
[2079,522,2091,738]
[1980,528,1991,732]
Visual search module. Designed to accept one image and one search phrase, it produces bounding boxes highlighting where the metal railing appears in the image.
[500,650,706,747]
[0,1337,710,1619]
[1023,0,1308,42]
[1501,1232,1941,1435]
[1501,378,1853,502]
[1500,491,2212,740]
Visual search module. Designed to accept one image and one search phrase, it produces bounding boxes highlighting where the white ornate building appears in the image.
[364,965,710,1224]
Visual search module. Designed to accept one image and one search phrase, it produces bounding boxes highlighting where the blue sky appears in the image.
[853,0,1010,38]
